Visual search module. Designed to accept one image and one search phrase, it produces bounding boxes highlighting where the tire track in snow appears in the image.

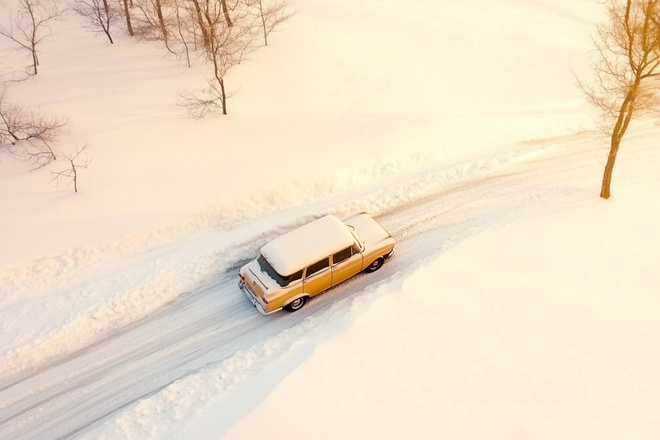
[0,128,579,380]
[1,128,659,440]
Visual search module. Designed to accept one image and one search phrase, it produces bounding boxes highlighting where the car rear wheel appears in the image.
[285,296,307,312]
[365,257,384,273]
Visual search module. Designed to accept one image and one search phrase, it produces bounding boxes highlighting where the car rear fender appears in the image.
[283,293,311,308]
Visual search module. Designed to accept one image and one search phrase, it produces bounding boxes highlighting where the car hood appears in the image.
[343,212,392,251]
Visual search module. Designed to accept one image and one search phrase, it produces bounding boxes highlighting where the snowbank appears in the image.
[217,182,660,440]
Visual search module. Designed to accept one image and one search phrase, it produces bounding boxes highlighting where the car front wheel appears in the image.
[365,257,384,273]
[285,296,307,312]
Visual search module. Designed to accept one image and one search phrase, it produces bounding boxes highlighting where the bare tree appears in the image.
[179,0,255,116]
[0,0,59,74]
[131,0,173,46]
[171,0,192,66]
[72,0,118,44]
[578,0,660,199]
[177,78,233,118]
[51,144,91,193]
[0,85,69,169]
[245,0,294,46]
[149,0,169,41]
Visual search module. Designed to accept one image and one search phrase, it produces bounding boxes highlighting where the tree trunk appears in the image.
[259,1,267,46]
[600,137,620,199]
[599,84,637,199]
[191,0,210,47]
[220,77,226,114]
[154,0,168,40]
[26,0,39,74]
[102,0,114,43]
[72,160,78,193]
[172,0,190,66]
[122,0,134,36]
[31,49,38,74]
[220,0,232,27]
[212,58,227,115]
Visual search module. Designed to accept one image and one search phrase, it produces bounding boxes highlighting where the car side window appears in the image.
[289,269,303,283]
[333,247,353,265]
[306,257,329,277]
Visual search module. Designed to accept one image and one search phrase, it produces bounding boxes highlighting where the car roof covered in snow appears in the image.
[260,215,357,276]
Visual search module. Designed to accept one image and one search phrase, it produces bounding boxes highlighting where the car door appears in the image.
[303,257,332,296]
[331,246,363,286]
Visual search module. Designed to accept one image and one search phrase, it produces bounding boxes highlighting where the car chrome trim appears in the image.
[238,280,281,315]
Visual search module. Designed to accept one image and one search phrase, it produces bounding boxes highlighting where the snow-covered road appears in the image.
[1,127,657,440]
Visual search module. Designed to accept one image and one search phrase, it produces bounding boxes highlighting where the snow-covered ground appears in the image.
[218,183,660,440]
[1,0,659,439]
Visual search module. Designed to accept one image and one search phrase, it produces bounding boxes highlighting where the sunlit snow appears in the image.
[1,0,658,439]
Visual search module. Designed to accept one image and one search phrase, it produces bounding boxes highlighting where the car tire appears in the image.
[285,296,307,312]
[364,257,384,273]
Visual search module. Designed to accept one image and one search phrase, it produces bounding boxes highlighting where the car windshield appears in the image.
[257,254,300,287]
[345,224,364,252]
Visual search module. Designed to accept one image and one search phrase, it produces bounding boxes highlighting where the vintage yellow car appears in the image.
[238,212,395,314]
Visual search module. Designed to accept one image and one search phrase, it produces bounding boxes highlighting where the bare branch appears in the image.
[0,85,69,169]
[244,0,296,46]
[176,79,234,118]
[71,0,118,44]
[50,144,91,193]
[0,0,60,74]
